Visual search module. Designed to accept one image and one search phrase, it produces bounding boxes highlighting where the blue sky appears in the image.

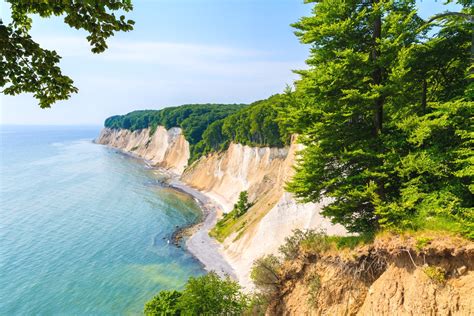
[0,0,461,125]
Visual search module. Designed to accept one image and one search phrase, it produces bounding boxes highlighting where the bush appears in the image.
[233,191,252,218]
[423,265,446,284]
[144,290,182,316]
[250,255,281,295]
[279,229,329,260]
[178,272,248,315]
[144,273,249,315]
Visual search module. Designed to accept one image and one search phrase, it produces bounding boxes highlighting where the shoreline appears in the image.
[166,176,237,279]
[97,143,236,279]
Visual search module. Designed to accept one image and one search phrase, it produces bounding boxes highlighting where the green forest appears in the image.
[104,103,246,161]
[104,94,291,161]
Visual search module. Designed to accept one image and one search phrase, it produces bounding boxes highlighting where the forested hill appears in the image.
[104,103,246,143]
[103,95,291,161]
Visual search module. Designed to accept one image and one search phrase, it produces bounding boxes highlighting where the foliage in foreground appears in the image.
[1,0,134,108]
[285,0,473,238]
[144,272,249,315]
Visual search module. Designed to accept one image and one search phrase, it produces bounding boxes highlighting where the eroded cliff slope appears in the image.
[268,234,473,316]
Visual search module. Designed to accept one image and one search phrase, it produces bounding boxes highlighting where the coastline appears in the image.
[166,176,236,279]
[97,142,237,279]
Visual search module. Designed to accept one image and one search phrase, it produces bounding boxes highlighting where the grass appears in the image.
[325,233,374,250]
[398,214,472,240]
[415,236,433,251]
[280,229,375,259]
[209,212,247,242]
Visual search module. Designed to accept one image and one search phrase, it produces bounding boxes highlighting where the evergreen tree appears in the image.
[286,0,473,235]
[233,191,251,218]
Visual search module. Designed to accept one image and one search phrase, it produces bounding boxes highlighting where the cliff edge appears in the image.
[267,233,473,315]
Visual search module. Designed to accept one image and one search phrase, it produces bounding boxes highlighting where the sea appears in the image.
[0,125,204,315]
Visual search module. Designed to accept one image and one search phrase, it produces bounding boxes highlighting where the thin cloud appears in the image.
[36,35,305,77]
[37,36,266,62]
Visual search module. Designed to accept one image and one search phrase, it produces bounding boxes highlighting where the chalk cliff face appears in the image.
[181,138,347,288]
[96,127,190,174]
[181,142,290,212]
[97,127,346,288]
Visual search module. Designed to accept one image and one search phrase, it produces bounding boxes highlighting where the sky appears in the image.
[0,0,462,125]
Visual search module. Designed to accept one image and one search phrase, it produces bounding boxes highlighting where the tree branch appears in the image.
[426,12,473,25]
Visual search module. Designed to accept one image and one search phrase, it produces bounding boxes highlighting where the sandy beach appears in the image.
[167,177,237,279]
[97,144,236,279]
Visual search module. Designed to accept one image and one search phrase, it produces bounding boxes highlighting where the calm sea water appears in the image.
[0,125,204,315]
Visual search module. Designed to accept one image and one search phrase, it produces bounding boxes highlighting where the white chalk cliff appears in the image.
[96,127,346,288]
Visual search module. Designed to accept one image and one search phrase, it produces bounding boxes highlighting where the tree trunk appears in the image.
[372,0,383,136]
[371,0,385,218]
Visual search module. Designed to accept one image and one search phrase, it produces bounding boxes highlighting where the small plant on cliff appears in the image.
[306,273,321,307]
[415,236,433,252]
[279,229,329,260]
[423,265,446,284]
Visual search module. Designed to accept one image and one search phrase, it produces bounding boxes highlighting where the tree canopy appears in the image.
[0,0,134,108]
[194,94,291,158]
[285,0,473,237]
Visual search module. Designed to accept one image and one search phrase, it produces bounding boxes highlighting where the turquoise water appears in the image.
[0,126,204,315]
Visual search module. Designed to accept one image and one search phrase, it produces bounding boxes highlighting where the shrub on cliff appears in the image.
[251,255,282,296]
[233,191,252,218]
[279,229,329,261]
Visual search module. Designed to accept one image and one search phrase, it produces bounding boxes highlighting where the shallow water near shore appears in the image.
[0,125,204,315]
